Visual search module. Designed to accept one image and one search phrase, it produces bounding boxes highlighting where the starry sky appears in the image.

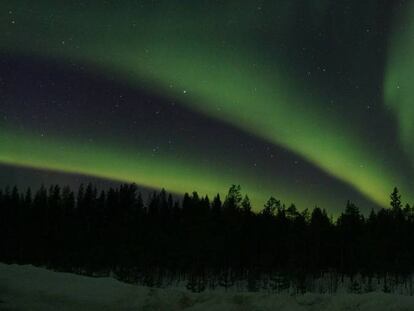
[1,0,413,213]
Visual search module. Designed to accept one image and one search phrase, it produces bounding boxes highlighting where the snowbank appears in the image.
[1,263,413,310]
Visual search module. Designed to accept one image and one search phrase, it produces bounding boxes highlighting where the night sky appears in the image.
[1,0,413,213]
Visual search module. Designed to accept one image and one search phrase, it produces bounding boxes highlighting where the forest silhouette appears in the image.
[1,183,413,293]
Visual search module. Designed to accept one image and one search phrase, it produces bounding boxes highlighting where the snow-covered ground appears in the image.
[1,263,414,311]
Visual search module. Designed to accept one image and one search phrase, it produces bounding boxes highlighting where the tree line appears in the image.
[1,183,414,293]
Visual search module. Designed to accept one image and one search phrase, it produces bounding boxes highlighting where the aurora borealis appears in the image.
[1,0,414,212]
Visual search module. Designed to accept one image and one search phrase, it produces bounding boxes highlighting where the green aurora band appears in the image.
[1,1,413,208]
[0,127,294,208]
[385,1,414,165]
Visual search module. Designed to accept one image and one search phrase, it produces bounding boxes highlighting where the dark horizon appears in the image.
[1,182,413,294]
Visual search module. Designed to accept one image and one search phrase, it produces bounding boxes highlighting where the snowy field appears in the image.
[1,263,414,311]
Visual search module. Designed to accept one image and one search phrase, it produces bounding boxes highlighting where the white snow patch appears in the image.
[1,263,414,310]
